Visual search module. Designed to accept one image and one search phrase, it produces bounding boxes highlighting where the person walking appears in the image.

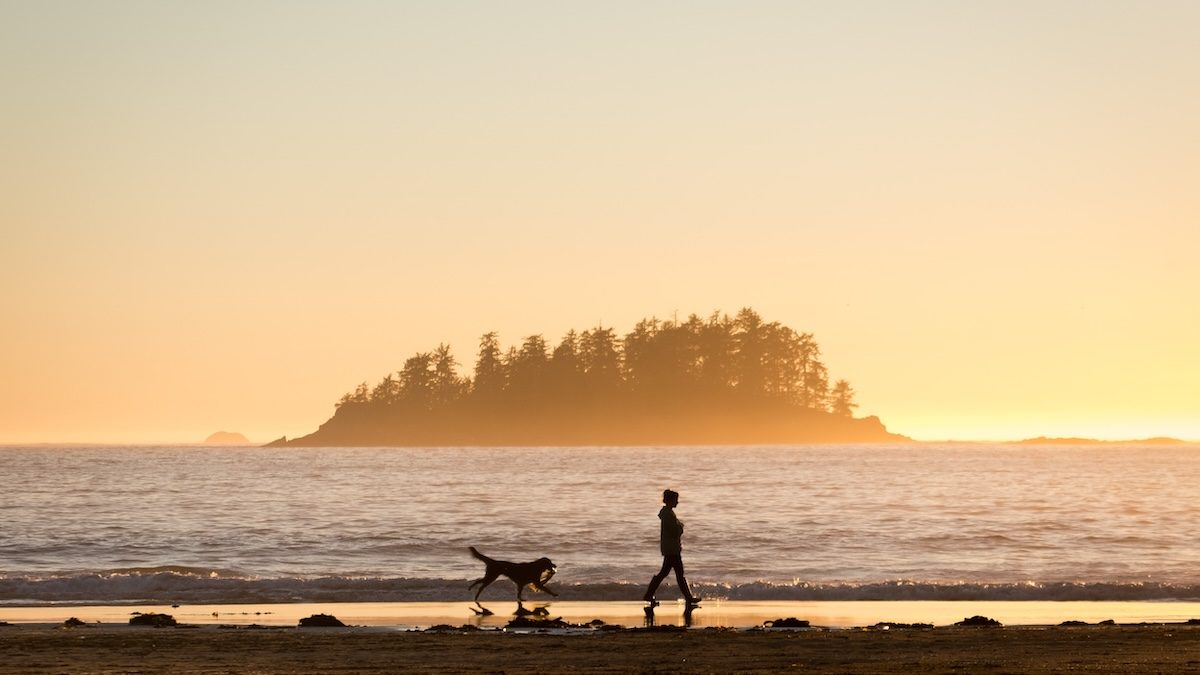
[643,489,701,606]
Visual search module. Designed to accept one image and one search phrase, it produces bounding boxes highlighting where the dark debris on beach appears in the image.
[129,613,178,627]
[298,614,346,628]
[954,615,1002,627]
[866,621,934,630]
[764,617,811,628]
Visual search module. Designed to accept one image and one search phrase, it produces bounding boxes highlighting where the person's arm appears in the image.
[664,509,684,537]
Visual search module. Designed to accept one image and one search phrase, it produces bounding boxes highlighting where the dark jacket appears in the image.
[659,505,683,555]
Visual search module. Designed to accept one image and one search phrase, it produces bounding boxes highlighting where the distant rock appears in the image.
[1016,436,1186,446]
[204,431,251,445]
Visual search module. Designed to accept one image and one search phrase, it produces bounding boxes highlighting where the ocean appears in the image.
[3,444,1199,606]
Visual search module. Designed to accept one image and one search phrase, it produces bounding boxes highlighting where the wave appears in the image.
[3,570,1200,604]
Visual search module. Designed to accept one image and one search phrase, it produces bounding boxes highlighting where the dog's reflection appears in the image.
[514,603,551,617]
[471,601,552,618]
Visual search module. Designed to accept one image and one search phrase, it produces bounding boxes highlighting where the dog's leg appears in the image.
[473,572,499,603]
[533,581,558,597]
[472,572,499,616]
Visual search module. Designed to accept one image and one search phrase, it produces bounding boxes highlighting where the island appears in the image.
[270,308,910,447]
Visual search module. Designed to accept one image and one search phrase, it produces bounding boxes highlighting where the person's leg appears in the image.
[644,557,673,601]
[671,555,699,601]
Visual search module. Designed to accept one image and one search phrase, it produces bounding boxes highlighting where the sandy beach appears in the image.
[3,622,1200,673]
[4,602,1200,673]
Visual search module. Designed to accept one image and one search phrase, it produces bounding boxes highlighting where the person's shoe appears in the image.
[684,596,702,605]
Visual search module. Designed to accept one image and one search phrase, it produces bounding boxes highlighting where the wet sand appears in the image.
[6,599,1200,629]
[3,623,1200,673]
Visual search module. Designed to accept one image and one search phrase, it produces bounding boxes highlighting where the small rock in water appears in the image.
[1098,619,1117,626]
[129,613,177,627]
[298,614,346,628]
[1185,619,1200,625]
[62,617,88,628]
[1059,620,1089,626]
[955,615,1002,627]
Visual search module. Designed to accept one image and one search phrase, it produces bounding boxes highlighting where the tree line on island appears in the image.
[274,308,907,446]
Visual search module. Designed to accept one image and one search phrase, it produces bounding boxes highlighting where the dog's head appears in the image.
[536,557,556,583]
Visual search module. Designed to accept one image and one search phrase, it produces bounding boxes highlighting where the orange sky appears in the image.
[1,2,1197,444]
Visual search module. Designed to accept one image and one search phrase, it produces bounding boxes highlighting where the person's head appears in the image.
[662,489,679,507]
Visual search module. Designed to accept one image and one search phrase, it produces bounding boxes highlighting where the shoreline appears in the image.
[4,599,1200,630]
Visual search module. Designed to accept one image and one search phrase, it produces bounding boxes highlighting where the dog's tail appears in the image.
[468,546,493,564]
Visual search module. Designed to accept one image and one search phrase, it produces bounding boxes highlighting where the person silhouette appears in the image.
[643,489,701,606]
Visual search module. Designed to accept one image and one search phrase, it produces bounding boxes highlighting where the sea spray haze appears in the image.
[3,444,1199,604]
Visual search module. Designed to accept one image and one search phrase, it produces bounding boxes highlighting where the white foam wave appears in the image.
[3,570,1199,605]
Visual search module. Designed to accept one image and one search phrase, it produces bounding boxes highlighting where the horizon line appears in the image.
[2,436,1197,448]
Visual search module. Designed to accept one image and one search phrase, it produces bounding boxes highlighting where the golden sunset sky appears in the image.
[1,2,1197,444]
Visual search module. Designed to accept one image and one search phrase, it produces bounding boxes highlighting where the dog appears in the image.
[468,546,557,613]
